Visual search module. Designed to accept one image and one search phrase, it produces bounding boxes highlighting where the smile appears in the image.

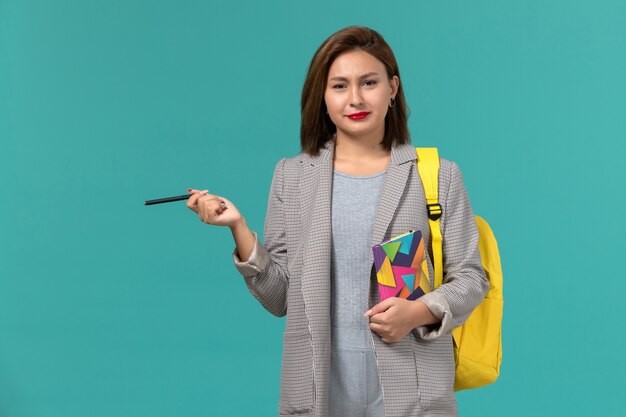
[347,112,370,120]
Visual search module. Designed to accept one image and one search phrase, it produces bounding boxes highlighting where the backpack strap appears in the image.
[416,148,444,289]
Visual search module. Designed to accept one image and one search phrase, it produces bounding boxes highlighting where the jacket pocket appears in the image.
[279,330,314,415]
[413,333,456,412]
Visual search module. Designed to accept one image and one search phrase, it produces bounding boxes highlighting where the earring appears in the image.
[389,97,396,108]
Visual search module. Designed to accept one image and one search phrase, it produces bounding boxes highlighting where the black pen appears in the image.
[144,194,192,205]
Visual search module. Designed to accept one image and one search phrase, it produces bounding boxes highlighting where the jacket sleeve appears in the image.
[416,161,489,340]
[231,158,289,317]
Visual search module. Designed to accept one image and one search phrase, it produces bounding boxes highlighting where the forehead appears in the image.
[327,50,386,77]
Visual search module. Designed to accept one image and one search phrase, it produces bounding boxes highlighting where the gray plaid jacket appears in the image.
[233,138,488,417]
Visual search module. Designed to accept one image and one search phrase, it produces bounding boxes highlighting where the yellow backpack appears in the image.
[416,148,503,391]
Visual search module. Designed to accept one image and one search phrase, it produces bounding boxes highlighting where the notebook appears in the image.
[372,230,432,301]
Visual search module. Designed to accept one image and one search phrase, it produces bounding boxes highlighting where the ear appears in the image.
[390,75,400,99]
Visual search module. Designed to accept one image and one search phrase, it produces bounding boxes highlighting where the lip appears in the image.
[347,112,370,120]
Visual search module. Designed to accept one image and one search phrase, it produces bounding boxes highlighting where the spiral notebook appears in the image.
[372,230,432,301]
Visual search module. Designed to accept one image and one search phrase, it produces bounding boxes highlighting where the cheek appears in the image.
[378,94,394,117]
[325,100,346,127]
[323,97,338,124]
[372,91,391,109]
[324,93,341,112]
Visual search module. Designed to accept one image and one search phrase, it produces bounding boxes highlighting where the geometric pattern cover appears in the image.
[372,230,431,301]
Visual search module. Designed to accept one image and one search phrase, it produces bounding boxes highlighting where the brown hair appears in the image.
[301,26,410,156]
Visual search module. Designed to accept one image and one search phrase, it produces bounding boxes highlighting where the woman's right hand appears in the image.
[186,188,243,228]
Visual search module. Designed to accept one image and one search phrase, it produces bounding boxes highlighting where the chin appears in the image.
[338,126,378,139]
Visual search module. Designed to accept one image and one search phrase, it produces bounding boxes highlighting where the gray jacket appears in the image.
[232,138,489,417]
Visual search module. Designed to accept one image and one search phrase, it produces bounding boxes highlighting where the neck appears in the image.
[334,132,389,162]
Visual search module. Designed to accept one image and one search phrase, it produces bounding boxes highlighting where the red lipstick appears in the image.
[347,112,370,120]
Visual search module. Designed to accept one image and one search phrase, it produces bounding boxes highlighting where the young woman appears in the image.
[186,26,488,417]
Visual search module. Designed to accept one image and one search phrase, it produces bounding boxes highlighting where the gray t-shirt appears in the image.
[330,169,387,416]
[330,169,386,346]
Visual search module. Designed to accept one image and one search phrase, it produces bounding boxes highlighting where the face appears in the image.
[324,49,399,143]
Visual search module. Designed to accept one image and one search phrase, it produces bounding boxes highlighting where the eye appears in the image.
[332,83,347,89]
[363,80,378,87]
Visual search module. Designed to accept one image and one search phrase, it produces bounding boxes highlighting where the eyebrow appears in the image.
[329,72,381,82]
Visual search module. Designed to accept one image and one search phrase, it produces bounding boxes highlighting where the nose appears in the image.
[350,85,363,106]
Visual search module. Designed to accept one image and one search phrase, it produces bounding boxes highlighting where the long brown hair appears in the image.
[301,26,410,156]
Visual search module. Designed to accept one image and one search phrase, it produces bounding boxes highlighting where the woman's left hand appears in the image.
[365,298,439,343]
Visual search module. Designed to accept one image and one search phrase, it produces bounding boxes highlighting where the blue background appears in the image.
[1,0,625,416]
